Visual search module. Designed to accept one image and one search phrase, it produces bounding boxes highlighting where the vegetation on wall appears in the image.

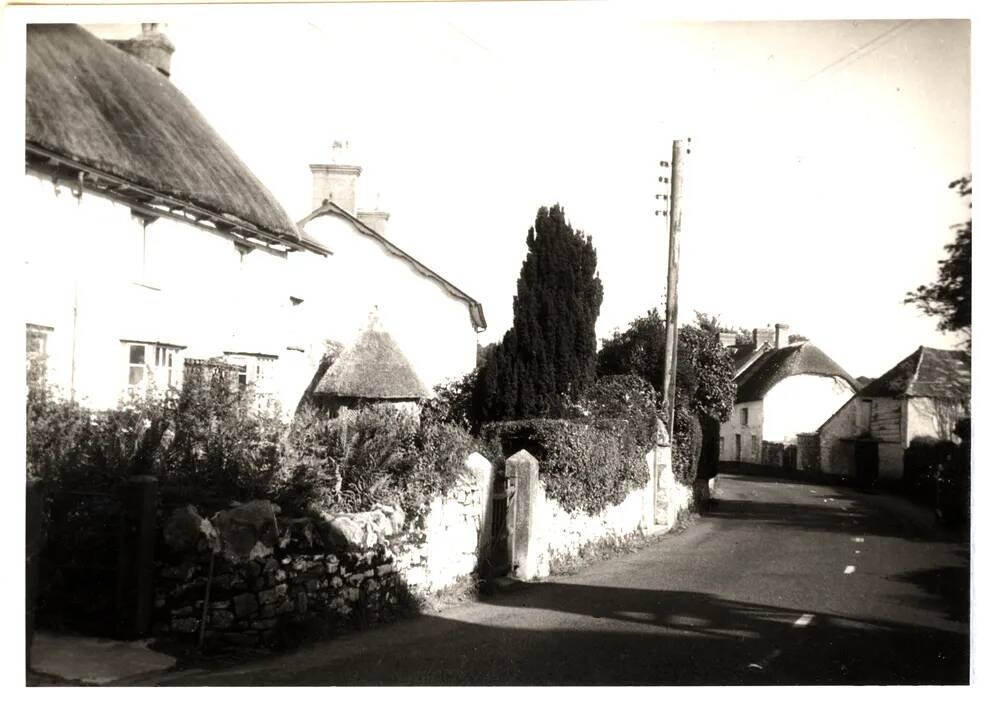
[26,371,474,523]
[596,310,736,483]
[472,204,604,424]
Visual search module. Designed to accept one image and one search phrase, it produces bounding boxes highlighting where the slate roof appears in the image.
[735,342,859,404]
[858,347,970,400]
[25,24,318,251]
[314,315,429,400]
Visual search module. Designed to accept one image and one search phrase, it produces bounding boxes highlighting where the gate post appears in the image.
[116,475,158,638]
[505,450,540,581]
[653,418,674,524]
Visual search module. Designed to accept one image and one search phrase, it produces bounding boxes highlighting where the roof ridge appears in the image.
[908,346,927,396]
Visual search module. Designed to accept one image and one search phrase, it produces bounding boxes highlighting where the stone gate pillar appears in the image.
[505,450,541,581]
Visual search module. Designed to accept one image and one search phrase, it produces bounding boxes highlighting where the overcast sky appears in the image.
[82,5,969,378]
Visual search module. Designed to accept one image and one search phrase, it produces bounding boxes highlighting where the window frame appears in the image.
[122,340,185,393]
[740,407,749,426]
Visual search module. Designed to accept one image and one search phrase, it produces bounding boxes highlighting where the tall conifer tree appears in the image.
[474,205,603,422]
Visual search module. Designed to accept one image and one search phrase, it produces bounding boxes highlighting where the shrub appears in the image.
[273,404,344,514]
[581,374,657,450]
[482,418,648,516]
[670,406,702,485]
[25,381,92,485]
[904,436,958,505]
[420,372,477,431]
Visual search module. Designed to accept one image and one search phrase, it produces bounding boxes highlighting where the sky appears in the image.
[63,5,974,378]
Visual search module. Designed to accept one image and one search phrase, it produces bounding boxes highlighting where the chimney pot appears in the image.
[357,209,390,237]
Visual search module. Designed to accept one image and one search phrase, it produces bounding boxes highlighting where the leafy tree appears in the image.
[473,204,604,423]
[905,176,971,345]
[597,309,735,419]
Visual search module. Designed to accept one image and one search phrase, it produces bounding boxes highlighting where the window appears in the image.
[751,435,759,458]
[857,399,873,434]
[740,407,749,426]
[224,352,277,394]
[124,341,184,393]
[26,324,52,381]
[719,437,726,456]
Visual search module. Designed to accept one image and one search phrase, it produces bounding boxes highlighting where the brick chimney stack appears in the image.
[310,141,362,214]
[775,323,789,348]
[108,23,175,78]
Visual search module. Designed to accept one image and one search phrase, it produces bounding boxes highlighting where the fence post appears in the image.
[116,475,158,638]
[505,450,539,581]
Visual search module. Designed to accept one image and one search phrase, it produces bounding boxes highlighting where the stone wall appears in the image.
[153,453,494,649]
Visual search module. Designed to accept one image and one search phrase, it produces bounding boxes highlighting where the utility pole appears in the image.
[658,138,688,439]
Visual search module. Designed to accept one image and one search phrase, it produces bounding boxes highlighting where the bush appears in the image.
[581,374,658,450]
[904,436,958,505]
[482,418,648,516]
[671,406,702,485]
[420,372,477,431]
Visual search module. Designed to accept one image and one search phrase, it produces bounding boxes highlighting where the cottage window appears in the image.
[751,435,759,458]
[719,437,725,455]
[740,407,749,426]
[26,324,52,379]
[224,352,277,393]
[124,341,184,392]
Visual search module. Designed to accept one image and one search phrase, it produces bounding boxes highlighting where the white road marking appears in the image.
[794,613,814,627]
[852,537,865,543]
[844,565,856,574]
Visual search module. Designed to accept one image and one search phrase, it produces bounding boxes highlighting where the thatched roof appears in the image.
[314,317,429,400]
[26,24,317,251]
[858,347,970,400]
[735,342,858,403]
[299,200,487,331]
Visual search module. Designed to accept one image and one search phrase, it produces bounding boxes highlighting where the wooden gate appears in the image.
[486,469,517,579]
[35,477,157,638]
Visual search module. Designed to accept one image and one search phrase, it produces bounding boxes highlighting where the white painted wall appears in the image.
[22,173,299,411]
[719,401,763,462]
[762,374,857,444]
[293,214,480,394]
[22,174,481,415]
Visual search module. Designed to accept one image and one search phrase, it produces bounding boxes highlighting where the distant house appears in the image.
[806,347,970,481]
[288,150,487,400]
[23,24,327,411]
[719,324,858,465]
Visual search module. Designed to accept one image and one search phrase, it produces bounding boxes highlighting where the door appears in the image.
[855,440,879,488]
[735,434,742,462]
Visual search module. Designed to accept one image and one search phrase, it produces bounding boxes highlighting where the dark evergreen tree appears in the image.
[474,205,603,423]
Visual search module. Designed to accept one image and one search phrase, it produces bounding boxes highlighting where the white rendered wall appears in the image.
[293,214,480,395]
[719,401,763,462]
[762,374,856,444]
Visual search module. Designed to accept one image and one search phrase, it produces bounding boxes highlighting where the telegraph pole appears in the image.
[658,138,688,439]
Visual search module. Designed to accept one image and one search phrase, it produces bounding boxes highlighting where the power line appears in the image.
[799,20,913,85]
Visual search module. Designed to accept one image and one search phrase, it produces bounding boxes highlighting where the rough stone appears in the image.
[170,606,195,618]
[258,584,288,605]
[233,592,258,618]
[251,619,278,630]
[163,505,219,553]
[171,617,199,633]
[295,592,308,614]
[210,610,235,629]
[211,500,281,562]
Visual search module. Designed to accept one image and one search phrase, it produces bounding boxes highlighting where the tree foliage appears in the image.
[905,176,971,345]
[473,204,604,423]
[596,309,736,421]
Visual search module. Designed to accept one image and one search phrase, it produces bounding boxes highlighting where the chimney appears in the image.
[718,331,737,348]
[357,209,389,237]
[775,323,789,349]
[752,327,774,350]
[108,23,175,78]
[309,141,362,214]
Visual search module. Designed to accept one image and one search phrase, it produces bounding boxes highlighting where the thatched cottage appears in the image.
[804,347,970,481]
[718,325,858,465]
[24,24,486,414]
[23,23,328,410]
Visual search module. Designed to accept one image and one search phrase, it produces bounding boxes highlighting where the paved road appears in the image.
[153,473,970,686]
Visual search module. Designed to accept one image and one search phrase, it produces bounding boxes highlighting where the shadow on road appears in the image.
[188,581,969,686]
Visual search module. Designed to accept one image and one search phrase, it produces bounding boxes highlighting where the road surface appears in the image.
[151,473,970,685]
